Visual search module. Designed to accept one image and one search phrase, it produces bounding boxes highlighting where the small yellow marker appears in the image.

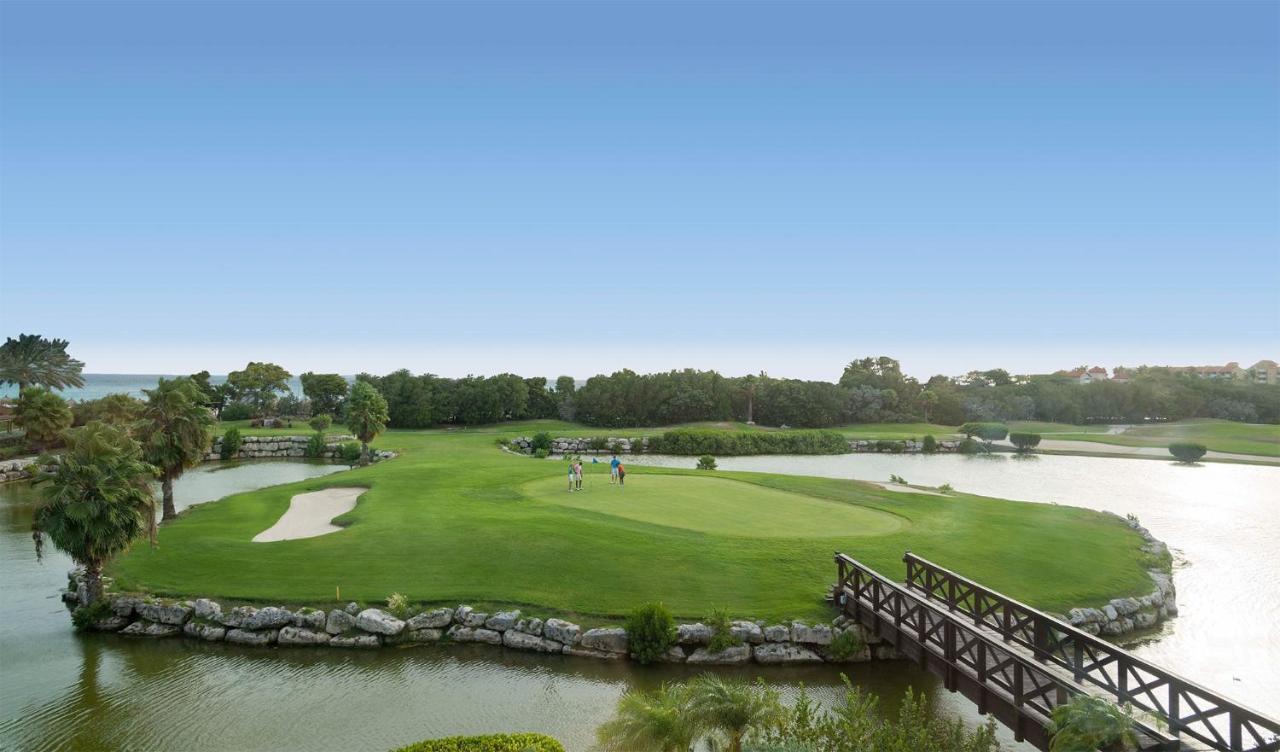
[336,585,341,602]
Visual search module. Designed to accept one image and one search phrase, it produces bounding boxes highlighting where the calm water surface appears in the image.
[628,452,1280,715]
[0,460,1017,752]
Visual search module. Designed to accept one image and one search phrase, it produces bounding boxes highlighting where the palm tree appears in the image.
[596,683,699,752]
[345,380,389,464]
[686,675,782,752]
[15,387,73,452]
[33,422,155,604]
[0,333,85,395]
[139,377,214,525]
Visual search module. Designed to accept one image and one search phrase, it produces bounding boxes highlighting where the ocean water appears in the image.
[0,374,305,402]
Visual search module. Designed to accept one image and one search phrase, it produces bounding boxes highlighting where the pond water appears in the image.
[0,460,1018,752]
[626,452,1280,716]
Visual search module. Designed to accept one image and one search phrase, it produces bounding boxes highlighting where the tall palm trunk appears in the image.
[161,470,177,520]
[82,560,104,605]
[360,440,370,465]
[746,394,754,424]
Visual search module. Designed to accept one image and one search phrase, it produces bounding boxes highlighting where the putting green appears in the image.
[520,473,906,538]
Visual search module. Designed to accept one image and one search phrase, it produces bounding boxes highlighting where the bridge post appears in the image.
[1032,616,1051,662]
[1168,689,1180,737]
[943,620,957,692]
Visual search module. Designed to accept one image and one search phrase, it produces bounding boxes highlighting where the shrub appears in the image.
[827,628,865,660]
[938,483,954,493]
[922,434,938,453]
[1169,442,1207,463]
[1048,695,1137,752]
[393,733,565,752]
[889,474,906,485]
[305,432,327,458]
[533,447,550,459]
[339,441,362,463]
[386,592,409,619]
[696,455,717,470]
[1009,432,1042,452]
[219,427,243,460]
[623,602,677,664]
[646,428,848,456]
[530,432,553,454]
[309,414,333,432]
[706,608,743,653]
[957,437,987,454]
[588,435,609,451]
[70,600,114,632]
[607,440,623,455]
[219,401,255,421]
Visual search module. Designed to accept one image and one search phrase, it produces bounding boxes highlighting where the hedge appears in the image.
[392,733,564,752]
[646,428,849,456]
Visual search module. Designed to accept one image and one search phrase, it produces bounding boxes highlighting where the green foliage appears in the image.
[957,437,987,454]
[648,429,848,456]
[1169,441,1207,463]
[339,442,362,463]
[1048,695,1138,752]
[305,432,327,459]
[346,380,390,459]
[309,414,333,432]
[888,474,906,485]
[138,377,215,518]
[71,600,114,632]
[530,432,553,454]
[696,455,717,470]
[1009,432,1042,452]
[386,592,410,619]
[827,629,865,660]
[300,372,348,417]
[960,422,1009,442]
[533,447,550,459]
[596,683,698,752]
[72,393,144,428]
[623,602,677,664]
[938,483,954,493]
[0,333,85,393]
[226,362,292,416]
[685,675,783,752]
[393,733,564,752]
[220,427,243,460]
[15,387,73,449]
[219,401,255,421]
[706,608,742,653]
[921,434,938,453]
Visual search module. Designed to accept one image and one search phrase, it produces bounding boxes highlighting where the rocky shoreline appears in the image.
[509,436,964,455]
[1064,515,1178,637]
[203,433,395,462]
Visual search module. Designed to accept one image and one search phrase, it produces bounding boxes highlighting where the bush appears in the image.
[530,432,553,454]
[70,600,114,632]
[648,429,848,456]
[957,437,987,454]
[393,733,565,752]
[588,435,609,451]
[305,432,327,459]
[827,628,865,660]
[1009,432,1041,452]
[889,474,906,485]
[696,455,717,470]
[1169,442,1207,463]
[533,447,549,459]
[623,602,677,664]
[1048,695,1137,752]
[219,427,243,460]
[339,442,362,463]
[386,592,409,619]
[706,608,742,653]
[922,434,938,453]
[309,414,333,432]
[219,401,255,421]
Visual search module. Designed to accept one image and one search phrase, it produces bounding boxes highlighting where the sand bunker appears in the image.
[252,487,365,543]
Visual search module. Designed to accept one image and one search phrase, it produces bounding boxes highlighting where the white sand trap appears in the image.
[252,487,366,543]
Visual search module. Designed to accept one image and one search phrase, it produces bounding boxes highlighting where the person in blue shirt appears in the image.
[609,455,620,485]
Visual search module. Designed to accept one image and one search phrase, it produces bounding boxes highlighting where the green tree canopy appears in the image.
[72,393,145,430]
[346,380,389,462]
[226,362,292,416]
[596,684,699,752]
[300,372,349,417]
[0,333,85,395]
[34,422,155,604]
[1169,442,1207,463]
[139,377,214,524]
[15,387,73,451]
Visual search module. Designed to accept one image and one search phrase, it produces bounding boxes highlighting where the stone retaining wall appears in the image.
[0,456,49,484]
[202,434,392,462]
[1064,516,1177,637]
[508,436,962,455]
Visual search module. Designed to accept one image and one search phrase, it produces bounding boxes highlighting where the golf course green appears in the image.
[109,421,1157,622]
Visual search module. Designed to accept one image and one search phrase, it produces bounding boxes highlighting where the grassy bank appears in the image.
[1044,419,1280,457]
[109,423,1156,622]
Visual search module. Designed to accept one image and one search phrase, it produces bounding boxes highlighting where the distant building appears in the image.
[1166,362,1246,381]
[1056,366,1110,384]
[1110,367,1134,383]
[1248,360,1279,385]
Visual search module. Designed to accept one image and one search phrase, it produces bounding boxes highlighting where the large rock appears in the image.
[753,643,824,664]
[791,622,833,646]
[136,601,193,626]
[1102,604,1119,622]
[763,624,791,643]
[91,615,130,632]
[244,606,294,630]
[356,609,406,636]
[502,630,564,653]
[579,627,629,654]
[292,609,327,631]
[1133,610,1159,629]
[563,646,623,660]
[121,621,181,638]
[1110,597,1142,617]
[543,618,581,646]
[330,634,381,648]
[730,621,765,644]
[183,622,226,641]
[447,626,503,645]
[686,645,751,665]
[677,623,712,646]
[221,606,257,628]
[225,628,278,646]
[192,598,223,622]
[485,610,521,631]
[407,608,453,630]
[462,610,489,628]
[516,617,544,636]
[404,628,444,643]
[110,596,142,619]
[326,609,357,635]
[454,605,475,624]
[278,626,332,646]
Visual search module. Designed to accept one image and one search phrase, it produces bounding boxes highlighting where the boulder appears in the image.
[244,606,294,630]
[763,624,791,643]
[516,617,544,636]
[447,626,503,645]
[454,605,474,624]
[192,598,223,622]
[91,615,130,632]
[462,611,488,628]
[183,622,226,641]
[659,646,687,663]
[407,608,453,630]
[686,645,751,665]
[1102,604,1119,622]
[543,618,581,646]
[225,628,278,646]
[579,627,629,654]
[329,634,381,648]
[137,601,193,626]
[292,609,327,631]
[485,610,521,631]
[791,622,833,646]
[221,606,257,628]
[730,621,764,644]
[677,623,712,646]
[563,646,623,660]
[753,643,824,664]
[404,628,444,643]
[1110,597,1142,617]
[110,596,142,619]
[121,621,182,638]
[278,627,332,646]
[344,602,360,615]
[325,609,357,635]
[356,609,406,636]
[502,630,564,653]
[1134,610,1159,629]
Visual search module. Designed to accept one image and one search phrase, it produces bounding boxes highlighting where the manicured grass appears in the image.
[1047,420,1280,457]
[1007,421,1111,435]
[111,426,1155,623]
[216,419,351,437]
[832,423,959,440]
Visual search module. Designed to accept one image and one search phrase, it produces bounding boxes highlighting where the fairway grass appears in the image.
[522,473,906,538]
[1047,420,1280,457]
[110,426,1157,622]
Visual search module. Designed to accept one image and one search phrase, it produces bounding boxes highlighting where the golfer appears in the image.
[617,462,626,487]
[567,461,576,492]
[609,454,620,484]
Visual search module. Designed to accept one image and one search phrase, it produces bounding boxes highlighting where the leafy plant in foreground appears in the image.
[1048,694,1138,751]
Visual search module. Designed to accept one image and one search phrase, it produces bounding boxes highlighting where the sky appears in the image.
[1,0,1277,381]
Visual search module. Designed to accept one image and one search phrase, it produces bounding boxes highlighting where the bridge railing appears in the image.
[901,552,1280,752]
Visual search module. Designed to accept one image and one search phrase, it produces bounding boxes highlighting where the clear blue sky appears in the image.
[1,1,1276,380]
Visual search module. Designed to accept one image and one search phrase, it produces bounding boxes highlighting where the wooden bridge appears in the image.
[834,552,1280,752]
